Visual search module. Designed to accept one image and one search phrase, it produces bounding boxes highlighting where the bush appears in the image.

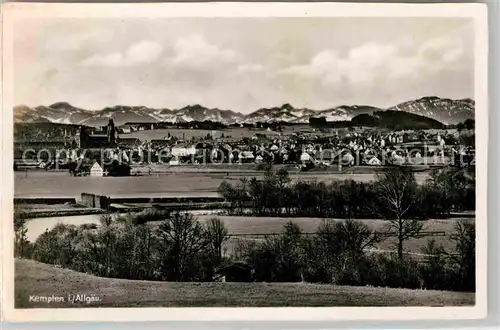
[419,239,450,290]
[25,211,475,293]
[235,221,304,282]
[448,220,475,291]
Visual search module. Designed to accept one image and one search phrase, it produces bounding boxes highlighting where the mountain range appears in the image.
[14,96,474,127]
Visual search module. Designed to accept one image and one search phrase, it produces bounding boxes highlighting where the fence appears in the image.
[226,230,447,239]
[226,230,450,263]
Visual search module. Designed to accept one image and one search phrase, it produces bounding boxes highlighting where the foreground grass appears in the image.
[15,259,474,308]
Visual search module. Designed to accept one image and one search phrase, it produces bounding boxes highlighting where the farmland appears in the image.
[120,127,288,141]
[25,213,473,255]
[14,169,432,198]
[15,259,474,308]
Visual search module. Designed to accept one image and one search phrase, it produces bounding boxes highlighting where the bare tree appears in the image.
[204,217,229,262]
[14,206,29,258]
[374,168,424,259]
[156,212,207,281]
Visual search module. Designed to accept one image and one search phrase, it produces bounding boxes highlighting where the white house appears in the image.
[122,150,130,162]
[239,151,255,162]
[171,145,196,157]
[367,157,381,166]
[121,126,132,134]
[300,152,311,162]
[342,153,355,166]
[90,162,104,177]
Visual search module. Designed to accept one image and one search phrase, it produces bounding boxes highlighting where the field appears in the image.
[188,216,474,256]
[14,170,431,198]
[120,126,447,142]
[120,127,289,141]
[15,259,474,308]
[25,213,474,255]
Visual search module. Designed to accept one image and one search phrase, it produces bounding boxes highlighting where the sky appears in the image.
[14,17,474,113]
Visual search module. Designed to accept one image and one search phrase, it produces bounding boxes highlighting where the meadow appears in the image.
[25,213,473,256]
[14,170,431,198]
[120,127,289,141]
[15,259,475,308]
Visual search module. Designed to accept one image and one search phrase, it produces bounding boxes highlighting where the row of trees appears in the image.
[219,167,474,219]
[14,209,474,292]
[15,210,229,282]
[218,167,475,259]
[234,219,475,292]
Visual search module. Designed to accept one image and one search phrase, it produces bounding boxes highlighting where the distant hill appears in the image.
[389,96,474,125]
[14,96,473,126]
[244,103,381,124]
[14,103,244,126]
[14,122,82,142]
[351,110,446,130]
[309,110,445,130]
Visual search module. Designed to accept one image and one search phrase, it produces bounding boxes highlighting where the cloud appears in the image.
[282,33,468,88]
[237,63,265,73]
[169,34,237,69]
[125,40,163,65]
[81,40,162,67]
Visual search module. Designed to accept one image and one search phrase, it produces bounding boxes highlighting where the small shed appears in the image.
[215,262,253,282]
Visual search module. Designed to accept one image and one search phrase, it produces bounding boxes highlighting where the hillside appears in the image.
[14,96,473,126]
[389,96,474,125]
[14,103,244,126]
[14,122,82,142]
[15,259,474,308]
[351,110,446,130]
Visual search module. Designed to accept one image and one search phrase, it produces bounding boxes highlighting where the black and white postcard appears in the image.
[1,2,488,322]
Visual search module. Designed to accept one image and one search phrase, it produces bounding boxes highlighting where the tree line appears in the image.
[218,166,475,259]
[217,166,475,219]
[14,209,474,292]
[234,219,474,292]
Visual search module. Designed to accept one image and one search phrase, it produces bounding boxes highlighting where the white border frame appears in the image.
[0,2,489,322]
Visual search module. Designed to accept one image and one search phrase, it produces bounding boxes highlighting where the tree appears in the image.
[204,217,229,270]
[14,207,30,258]
[463,119,475,130]
[155,212,207,281]
[98,213,116,277]
[217,179,248,214]
[373,168,424,259]
[449,220,475,291]
[428,167,471,213]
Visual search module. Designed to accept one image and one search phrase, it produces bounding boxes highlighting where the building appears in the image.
[75,126,113,149]
[90,162,104,177]
[367,157,382,166]
[300,152,312,162]
[120,125,133,134]
[171,144,197,157]
[238,151,255,163]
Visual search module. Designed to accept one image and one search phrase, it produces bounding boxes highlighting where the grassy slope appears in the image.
[15,259,474,308]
